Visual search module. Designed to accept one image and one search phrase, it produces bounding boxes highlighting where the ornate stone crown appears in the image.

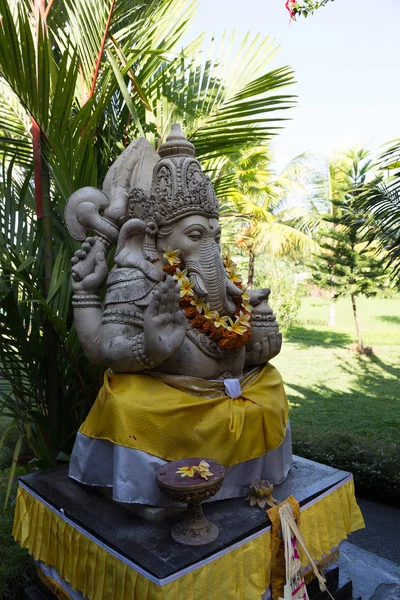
[127,124,219,227]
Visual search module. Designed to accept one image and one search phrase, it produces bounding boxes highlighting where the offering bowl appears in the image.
[156,458,225,546]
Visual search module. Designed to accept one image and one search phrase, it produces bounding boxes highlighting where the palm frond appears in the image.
[357,182,400,278]
[255,220,319,257]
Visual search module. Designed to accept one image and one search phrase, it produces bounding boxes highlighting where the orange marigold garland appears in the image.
[162,249,252,351]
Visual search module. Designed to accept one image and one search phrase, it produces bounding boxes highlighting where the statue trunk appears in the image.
[189,238,236,316]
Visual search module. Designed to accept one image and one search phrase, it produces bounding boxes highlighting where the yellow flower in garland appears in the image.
[167,254,250,351]
[242,302,252,313]
[225,263,237,275]
[179,277,195,297]
[209,311,229,329]
[228,269,242,284]
[238,310,251,328]
[190,294,208,313]
[227,316,248,336]
[163,247,181,266]
[241,289,250,302]
[173,267,188,283]
[203,303,214,320]
[224,257,236,270]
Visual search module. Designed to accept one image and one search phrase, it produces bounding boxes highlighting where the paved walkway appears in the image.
[350,497,400,566]
[339,542,400,599]
[336,496,400,599]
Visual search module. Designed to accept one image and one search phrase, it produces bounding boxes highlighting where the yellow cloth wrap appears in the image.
[79,364,288,466]
[13,478,364,600]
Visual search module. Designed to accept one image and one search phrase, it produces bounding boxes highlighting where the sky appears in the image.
[185,0,400,170]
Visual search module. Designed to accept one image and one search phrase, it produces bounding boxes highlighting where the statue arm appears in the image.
[100,277,187,373]
[100,323,154,373]
[70,235,187,371]
[74,307,161,372]
[73,303,104,364]
[70,239,110,364]
[244,288,282,366]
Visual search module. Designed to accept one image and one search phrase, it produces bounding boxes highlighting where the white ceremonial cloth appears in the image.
[69,423,292,506]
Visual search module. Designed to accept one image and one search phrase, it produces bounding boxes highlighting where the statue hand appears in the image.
[246,332,282,365]
[144,276,187,364]
[71,237,108,294]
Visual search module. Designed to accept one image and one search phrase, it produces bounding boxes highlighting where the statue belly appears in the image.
[155,336,246,379]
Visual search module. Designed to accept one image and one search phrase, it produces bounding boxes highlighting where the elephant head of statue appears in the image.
[113,124,242,315]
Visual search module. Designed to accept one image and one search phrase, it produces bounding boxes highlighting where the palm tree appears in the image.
[218,146,319,287]
[0,0,296,470]
[355,140,400,282]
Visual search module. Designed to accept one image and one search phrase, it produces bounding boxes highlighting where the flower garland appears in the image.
[163,248,252,351]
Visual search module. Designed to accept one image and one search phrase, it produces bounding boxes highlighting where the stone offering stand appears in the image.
[155,458,225,546]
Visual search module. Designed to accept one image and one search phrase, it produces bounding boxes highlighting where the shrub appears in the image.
[292,426,400,504]
[252,257,303,329]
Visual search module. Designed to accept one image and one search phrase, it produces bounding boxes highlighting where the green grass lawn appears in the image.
[271,294,400,501]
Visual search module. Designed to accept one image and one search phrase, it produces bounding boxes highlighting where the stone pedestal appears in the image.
[15,456,364,600]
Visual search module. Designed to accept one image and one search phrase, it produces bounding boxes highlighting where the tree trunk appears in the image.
[41,147,53,296]
[328,290,336,327]
[351,293,364,353]
[247,246,255,289]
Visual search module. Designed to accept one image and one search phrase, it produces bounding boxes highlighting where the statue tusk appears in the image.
[226,279,243,297]
[189,273,208,297]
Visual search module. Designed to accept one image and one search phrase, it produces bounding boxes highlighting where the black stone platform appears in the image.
[19,456,352,583]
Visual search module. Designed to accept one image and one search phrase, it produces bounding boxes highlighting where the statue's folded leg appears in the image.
[69,423,292,507]
[69,362,290,507]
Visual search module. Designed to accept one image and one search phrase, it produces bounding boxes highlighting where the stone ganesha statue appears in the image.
[65,124,291,506]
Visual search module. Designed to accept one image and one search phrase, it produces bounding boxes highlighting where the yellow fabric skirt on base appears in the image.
[13,476,364,600]
[79,364,289,467]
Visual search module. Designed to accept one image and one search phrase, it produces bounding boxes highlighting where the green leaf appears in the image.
[4,433,23,510]
[107,50,144,136]
[56,451,71,462]
[16,256,35,272]
[0,422,17,452]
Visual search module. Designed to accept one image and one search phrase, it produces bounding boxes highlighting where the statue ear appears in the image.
[114,219,163,282]
[102,138,159,227]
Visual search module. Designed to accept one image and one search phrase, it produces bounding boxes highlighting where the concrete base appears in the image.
[21,472,400,600]
[369,584,400,600]
[18,456,355,581]
[17,456,361,599]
